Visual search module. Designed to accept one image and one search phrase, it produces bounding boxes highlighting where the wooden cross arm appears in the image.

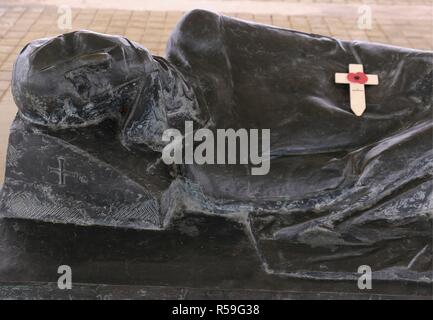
[335,73,379,85]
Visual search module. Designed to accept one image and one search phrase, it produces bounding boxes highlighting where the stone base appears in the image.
[0,217,431,299]
[0,282,430,300]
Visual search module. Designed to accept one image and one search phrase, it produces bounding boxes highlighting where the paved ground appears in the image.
[0,0,432,182]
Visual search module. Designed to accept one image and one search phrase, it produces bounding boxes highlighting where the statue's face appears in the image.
[12,31,156,128]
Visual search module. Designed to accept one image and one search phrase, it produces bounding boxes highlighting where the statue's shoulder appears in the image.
[166,10,223,65]
[170,9,221,40]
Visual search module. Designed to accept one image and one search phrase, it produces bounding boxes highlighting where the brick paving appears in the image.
[0,0,432,182]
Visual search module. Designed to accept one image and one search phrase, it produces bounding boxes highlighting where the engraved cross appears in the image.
[49,157,78,185]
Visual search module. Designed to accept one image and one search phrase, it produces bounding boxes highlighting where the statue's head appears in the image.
[12,30,157,128]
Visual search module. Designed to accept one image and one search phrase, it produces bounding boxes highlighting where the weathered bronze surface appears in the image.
[0,9,431,298]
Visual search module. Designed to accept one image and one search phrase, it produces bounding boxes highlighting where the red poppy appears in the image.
[347,72,368,84]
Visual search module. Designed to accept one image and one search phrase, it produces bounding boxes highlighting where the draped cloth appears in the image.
[164,10,433,280]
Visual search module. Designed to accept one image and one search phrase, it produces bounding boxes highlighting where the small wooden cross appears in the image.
[335,64,379,116]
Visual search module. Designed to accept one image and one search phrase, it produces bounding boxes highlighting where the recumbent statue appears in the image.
[0,9,431,298]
